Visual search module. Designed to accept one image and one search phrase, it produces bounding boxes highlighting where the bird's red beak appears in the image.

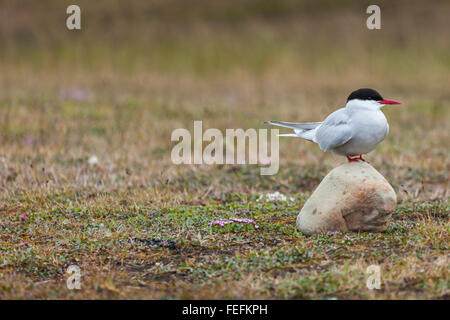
[379,99,401,105]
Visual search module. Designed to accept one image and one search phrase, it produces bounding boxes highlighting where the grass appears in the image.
[0,0,448,299]
[0,189,447,299]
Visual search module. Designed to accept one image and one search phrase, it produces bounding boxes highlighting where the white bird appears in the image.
[266,88,401,162]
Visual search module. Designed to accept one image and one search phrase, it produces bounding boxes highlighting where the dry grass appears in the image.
[0,0,448,299]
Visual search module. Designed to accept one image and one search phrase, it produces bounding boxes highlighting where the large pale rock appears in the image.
[297,161,396,235]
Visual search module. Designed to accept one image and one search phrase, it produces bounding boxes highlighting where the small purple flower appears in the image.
[60,88,90,102]
[16,242,29,248]
[343,235,353,242]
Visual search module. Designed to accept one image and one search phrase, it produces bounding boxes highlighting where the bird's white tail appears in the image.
[265,120,321,142]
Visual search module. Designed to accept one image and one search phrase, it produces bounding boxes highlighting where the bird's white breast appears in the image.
[333,109,389,156]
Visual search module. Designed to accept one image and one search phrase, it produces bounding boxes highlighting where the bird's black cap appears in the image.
[347,88,383,102]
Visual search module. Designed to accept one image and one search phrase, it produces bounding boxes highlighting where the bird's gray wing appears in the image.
[314,108,353,152]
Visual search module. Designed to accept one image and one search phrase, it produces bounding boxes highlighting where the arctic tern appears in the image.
[265,88,401,162]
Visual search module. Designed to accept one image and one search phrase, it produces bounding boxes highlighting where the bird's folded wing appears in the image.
[314,108,353,152]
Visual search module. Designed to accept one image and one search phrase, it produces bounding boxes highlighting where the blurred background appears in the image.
[0,0,448,193]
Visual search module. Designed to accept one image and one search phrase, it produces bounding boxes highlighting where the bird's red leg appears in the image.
[358,155,366,162]
[346,155,359,162]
